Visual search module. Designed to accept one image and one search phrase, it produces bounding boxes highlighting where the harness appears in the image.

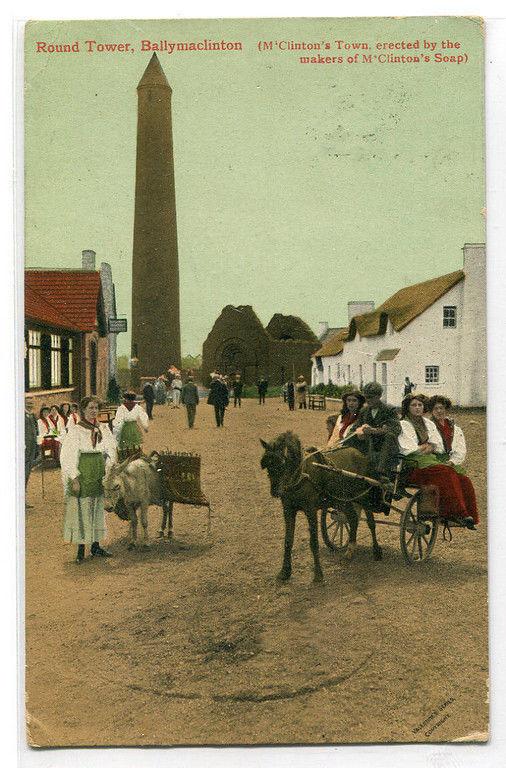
[282,447,374,504]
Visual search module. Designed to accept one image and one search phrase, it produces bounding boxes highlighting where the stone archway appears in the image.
[214,338,263,384]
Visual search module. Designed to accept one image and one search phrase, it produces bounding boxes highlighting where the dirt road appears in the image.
[25,399,488,746]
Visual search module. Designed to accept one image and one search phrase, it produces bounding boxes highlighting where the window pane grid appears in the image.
[425,366,439,383]
[443,306,457,328]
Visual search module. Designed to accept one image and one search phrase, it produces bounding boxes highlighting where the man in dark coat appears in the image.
[181,376,199,428]
[142,380,155,419]
[286,380,295,411]
[207,375,229,427]
[25,396,40,497]
[257,377,268,405]
[347,381,401,481]
[232,375,243,408]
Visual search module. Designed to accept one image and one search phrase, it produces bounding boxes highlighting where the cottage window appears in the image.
[67,338,73,385]
[61,337,74,387]
[336,363,340,381]
[443,306,457,328]
[27,330,41,389]
[425,365,440,384]
[51,334,62,387]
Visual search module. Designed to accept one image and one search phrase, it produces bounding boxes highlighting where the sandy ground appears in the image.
[25,399,488,747]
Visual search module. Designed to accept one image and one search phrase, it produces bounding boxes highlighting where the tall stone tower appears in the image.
[131,53,181,385]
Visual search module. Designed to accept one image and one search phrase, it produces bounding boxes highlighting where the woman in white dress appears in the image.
[60,396,118,563]
[171,375,183,408]
[112,391,149,450]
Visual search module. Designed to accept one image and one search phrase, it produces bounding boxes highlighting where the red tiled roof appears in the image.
[25,271,102,332]
[25,284,80,331]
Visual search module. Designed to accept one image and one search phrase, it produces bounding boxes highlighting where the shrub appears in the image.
[240,385,284,399]
[310,382,357,398]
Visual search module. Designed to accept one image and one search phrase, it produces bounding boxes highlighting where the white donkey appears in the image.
[103,454,173,549]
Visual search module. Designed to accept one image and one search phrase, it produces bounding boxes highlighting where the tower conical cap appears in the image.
[137,53,171,91]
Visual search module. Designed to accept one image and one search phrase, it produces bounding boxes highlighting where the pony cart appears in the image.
[315,455,464,565]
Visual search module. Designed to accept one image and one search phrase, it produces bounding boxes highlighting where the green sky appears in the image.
[24,16,484,356]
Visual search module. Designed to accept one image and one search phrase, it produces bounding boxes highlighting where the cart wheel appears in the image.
[400,491,439,564]
[320,507,350,551]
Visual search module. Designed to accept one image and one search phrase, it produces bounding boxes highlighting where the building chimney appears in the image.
[318,321,329,338]
[82,249,96,270]
[348,301,375,322]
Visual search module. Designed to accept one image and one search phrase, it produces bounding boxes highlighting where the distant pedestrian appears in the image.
[171,374,183,408]
[208,375,229,427]
[153,376,167,405]
[181,376,199,428]
[232,375,243,407]
[142,380,155,419]
[403,377,416,397]
[296,376,308,409]
[286,381,295,411]
[258,377,268,405]
[25,396,40,495]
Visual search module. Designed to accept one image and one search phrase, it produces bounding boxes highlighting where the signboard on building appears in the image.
[108,318,127,333]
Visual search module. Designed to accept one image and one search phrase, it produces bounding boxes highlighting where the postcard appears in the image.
[23,16,486,747]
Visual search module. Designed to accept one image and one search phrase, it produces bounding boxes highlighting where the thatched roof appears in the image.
[349,270,464,338]
[266,313,318,342]
[314,269,464,359]
[314,328,349,357]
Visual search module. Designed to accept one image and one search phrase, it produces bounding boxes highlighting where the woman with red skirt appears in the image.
[398,394,478,529]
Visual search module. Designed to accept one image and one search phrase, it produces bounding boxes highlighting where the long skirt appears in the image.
[63,452,107,544]
[118,420,142,450]
[42,436,60,462]
[63,494,106,544]
[407,464,478,523]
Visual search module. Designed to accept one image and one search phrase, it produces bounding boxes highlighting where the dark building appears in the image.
[202,305,319,385]
[131,53,181,384]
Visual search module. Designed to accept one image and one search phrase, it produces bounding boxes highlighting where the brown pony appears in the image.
[260,432,383,582]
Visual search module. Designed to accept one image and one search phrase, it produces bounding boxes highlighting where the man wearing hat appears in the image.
[348,381,401,483]
[181,375,200,428]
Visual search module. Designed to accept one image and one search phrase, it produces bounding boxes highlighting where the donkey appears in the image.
[103,454,173,549]
[260,432,383,582]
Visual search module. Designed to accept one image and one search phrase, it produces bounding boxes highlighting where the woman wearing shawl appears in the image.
[428,395,468,472]
[60,396,118,563]
[66,402,80,431]
[59,402,72,429]
[37,404,64,462]
[112,391,149,450]
[327,391,365,449]
[399,394,478,528]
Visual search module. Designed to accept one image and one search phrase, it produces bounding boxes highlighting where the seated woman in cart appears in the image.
[112,391,149,451]
[398,394,478,529]
[327,390,365,449]
[428,395,469,474]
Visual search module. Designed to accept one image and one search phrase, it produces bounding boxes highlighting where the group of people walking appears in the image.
[325,382,478,528]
